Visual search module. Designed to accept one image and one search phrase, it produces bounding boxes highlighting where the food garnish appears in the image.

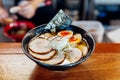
[69,33,82,44]
[28,10,88,65]
[58,30,73,38]
[28,30,88,65]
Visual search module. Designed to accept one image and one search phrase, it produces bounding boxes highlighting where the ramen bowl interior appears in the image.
[22,24,95,71]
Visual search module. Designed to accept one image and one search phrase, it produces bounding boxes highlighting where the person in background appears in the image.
[0,0,55,26]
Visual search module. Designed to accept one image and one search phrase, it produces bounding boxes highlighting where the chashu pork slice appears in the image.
[42,52,66,65]
[29,38,52,54]
[77,44,88,56]
[29,50,56,60]
[39,33,53,40]
[66,48,82,63]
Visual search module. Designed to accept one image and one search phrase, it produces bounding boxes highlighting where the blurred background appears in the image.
[0,0,120,43]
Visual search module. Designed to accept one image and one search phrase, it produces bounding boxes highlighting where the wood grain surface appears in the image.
[0,43,120,80]
[0,43,120,54]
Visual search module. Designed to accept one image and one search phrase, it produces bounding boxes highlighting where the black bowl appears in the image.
[22,24,95,71]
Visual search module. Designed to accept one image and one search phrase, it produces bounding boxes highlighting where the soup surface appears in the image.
[28,30,89,65]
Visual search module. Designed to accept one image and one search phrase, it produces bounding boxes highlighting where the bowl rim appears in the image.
[22,24,95,67]
[3,20,35,41]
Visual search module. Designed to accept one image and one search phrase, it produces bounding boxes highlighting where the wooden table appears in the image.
[0,43,120,80]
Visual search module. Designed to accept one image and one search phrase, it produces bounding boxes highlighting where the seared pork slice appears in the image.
[29,50,56,60]
[42,52,65,65]
[77,44,88,56]
[29,38,52,54]
[39,33,53,39]
[66,48,82,63]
